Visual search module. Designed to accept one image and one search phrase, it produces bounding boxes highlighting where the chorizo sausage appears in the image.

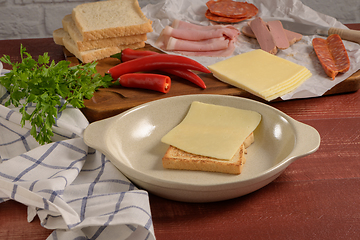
[313,34,350,80]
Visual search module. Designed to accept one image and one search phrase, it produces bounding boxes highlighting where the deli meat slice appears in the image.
[249,17,277,54]
[285,30,302,45]
[155,20,239,57]
[159,25,239,41]
[166,37,230,51]
[206,0,257,18]
[205,9,248,23]
[267,21,289,50]
[205,0,258,23]
[242,25,302,45]
[174,40,236,57]
[313,34,350,80]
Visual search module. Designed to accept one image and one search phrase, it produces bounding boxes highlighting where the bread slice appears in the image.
[53,28,66,46]
[53,28,145,63]
[162,133,254,175]
[72,0,153,41]
[62,14,148,51]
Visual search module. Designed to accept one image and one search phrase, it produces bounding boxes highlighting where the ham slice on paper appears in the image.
[173,40,236,57]
[158,25,239,41]
[155,20,239,57]
[166,37,230,52]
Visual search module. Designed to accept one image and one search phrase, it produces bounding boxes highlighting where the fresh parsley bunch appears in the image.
[0,45,113,145]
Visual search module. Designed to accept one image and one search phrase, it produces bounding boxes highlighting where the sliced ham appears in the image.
[174,40,236,57]
[166,37,230,52]
[155,19,239,57]
[249,17,277,54]
[267,20,289,49]
[159,25,239,41]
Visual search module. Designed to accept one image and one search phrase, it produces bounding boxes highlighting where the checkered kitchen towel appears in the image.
[0,66,155,240]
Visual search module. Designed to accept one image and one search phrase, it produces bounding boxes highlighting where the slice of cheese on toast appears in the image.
[162,133,254,175]
[161,101,261,175]
[161,101,261,161]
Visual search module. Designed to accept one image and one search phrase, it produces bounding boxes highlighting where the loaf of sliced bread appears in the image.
[62,14,148,51]
[162,133,255,175]
[53,28,145,63]
[72,0,153,41]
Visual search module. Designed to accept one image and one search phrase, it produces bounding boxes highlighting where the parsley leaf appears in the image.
[0,45,113,145]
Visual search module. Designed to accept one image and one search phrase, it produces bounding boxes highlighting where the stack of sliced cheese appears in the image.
[53,0,153,63]
[208,49,312,101]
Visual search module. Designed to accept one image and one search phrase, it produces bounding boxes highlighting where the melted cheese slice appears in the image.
[208,49,312,101]
[161,101,261,160]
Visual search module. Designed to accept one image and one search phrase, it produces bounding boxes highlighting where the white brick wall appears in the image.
[0,0,358,40]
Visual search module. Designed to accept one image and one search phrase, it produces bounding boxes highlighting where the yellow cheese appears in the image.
[161,101,261,160]
[208,49,312,101]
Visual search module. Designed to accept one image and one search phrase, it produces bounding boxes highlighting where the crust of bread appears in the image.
[62,15,147,51]
[53,28,66,46]
[54,28,145,63]
[162,133,255,175]
[72,0,153,41]
[162,144,246,175]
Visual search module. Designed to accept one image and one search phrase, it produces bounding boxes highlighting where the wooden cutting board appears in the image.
[64,45,360,123]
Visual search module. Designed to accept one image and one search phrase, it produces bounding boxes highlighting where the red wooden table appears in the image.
[1,24,360,240]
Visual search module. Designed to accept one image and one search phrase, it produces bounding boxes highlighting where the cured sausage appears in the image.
[205,9,247,23]
[206,0,258,19]
[312,34,350,80]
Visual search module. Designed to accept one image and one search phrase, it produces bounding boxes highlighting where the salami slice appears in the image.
[206,0,258,19]
[312,34,350,80]
[205,9,249,23]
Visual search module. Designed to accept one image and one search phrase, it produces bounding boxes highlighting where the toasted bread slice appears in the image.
[162,133,254,175]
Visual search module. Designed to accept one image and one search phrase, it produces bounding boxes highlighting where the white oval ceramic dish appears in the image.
[83,94,320,202]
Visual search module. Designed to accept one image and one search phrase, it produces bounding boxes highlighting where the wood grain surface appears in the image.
[1,24,360,240]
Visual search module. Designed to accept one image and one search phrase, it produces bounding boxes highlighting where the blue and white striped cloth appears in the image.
[0,66,155,240]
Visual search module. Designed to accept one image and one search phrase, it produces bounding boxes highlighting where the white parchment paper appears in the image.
[141,0,360,100]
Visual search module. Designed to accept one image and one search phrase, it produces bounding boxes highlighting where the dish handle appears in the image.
[288,120,321,161]
[83,117,114,151]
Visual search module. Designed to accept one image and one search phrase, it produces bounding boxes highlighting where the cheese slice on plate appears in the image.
[161,101,261,160]
[208,49,312,101]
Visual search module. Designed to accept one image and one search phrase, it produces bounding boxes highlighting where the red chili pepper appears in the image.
[120,48,158,62]
[119,48,206,89]
[107,54,211,81]
[118,73,171,93]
